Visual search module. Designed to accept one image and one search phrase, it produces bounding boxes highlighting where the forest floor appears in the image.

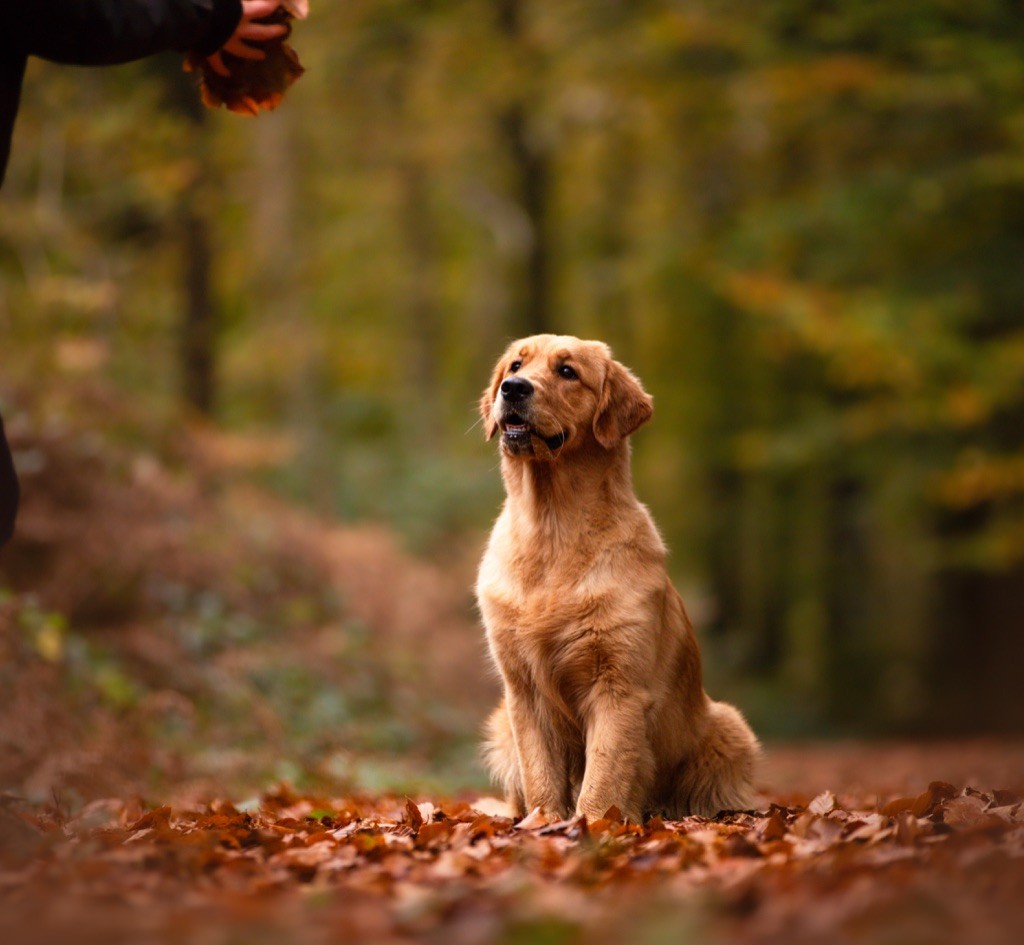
[1,742,1022,945]
[1,382,1023,943]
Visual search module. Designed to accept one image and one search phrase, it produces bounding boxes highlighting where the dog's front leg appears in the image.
[576,689,654,823]
[505,686,571,818]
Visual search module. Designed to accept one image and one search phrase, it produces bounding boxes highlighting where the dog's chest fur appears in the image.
[477,514,658,714]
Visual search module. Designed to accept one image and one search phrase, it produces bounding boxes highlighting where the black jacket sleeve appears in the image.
[1,1,242,186]
[10,0,243,65]
[0,53,27,189]
[0,412,19,547]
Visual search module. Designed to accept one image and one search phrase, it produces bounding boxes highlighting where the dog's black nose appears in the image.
[501,376,534,402]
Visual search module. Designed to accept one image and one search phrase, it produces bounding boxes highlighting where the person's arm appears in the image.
[11,0,245,66]
[0,1,287,188]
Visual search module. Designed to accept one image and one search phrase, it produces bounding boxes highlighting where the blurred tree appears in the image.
[494,0,553,336]
[160,60,220,417]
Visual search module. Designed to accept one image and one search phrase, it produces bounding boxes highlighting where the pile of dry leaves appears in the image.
[2,780,1022,945]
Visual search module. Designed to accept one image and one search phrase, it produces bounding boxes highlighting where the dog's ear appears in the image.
[593,359,653,448]
[480,359,505,441]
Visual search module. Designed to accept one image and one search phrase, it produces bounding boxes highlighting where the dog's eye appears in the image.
[509,360,522,373]
[558,364,578,380]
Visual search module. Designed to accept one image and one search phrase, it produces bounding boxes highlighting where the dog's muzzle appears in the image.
[496,378,567,454]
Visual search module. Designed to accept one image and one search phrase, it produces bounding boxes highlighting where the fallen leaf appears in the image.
[516,808,557,830]
[761,810,788,842]
[809,791,837,816]
[403,798,423,833]
[943,794,989,830]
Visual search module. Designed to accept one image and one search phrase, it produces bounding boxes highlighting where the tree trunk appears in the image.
[401,161,442,415]
[495,0,553,337]
[929,506,1024,734]
[181,205,217,416]
[162,61,219,417]
[591,129,638,358]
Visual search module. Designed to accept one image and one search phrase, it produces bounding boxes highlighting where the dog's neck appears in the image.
[500,439,636,547]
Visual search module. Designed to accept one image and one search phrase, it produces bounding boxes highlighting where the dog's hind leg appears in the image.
[667,701,760,818]
[482,698,526,816]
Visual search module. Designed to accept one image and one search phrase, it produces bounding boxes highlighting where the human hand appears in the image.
[187,0,308,115]
[206,1,290,78]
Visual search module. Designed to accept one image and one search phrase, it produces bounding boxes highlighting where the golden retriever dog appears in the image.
[477,334,760,823]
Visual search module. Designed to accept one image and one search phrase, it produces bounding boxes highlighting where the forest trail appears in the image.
[1,746,1022,945]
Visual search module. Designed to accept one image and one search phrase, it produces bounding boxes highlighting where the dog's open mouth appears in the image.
[500,414,567,452]
[501,414,531,438]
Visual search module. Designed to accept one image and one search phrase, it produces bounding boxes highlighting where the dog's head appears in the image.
[480,334,653,459]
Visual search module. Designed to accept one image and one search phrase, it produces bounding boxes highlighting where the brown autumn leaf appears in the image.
[880,795,916,817]
[129,806,172,831]
[516,807,557,830]
[403,798,423,833]
[894,812,923,845]
[536,815,589,838]
[809,790,837,815]
[993,789,1023,807]
[723,832,763,858]
[987,804,1022,824]
[415,820,453,849]
[942,793,990,830]
[910,781,959,818]
[845,812,888,842]
[184,8,306,116]
[470,797,515,818]
[761,809,788,842]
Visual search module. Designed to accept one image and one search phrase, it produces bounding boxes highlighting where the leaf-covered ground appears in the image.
[2,765,1023,945]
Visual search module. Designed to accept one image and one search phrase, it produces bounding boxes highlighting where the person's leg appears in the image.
[0,410,19,546]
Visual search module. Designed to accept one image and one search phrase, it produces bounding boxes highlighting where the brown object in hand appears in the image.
[185,7,305,116]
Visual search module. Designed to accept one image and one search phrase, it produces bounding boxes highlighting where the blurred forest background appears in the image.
[2,0,1024,803]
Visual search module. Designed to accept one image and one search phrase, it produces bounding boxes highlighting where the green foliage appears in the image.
[2,581,481,796]
[12,594,141,711]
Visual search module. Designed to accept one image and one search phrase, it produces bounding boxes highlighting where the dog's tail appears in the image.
[671,700,761,817]
[482,698,524,814]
